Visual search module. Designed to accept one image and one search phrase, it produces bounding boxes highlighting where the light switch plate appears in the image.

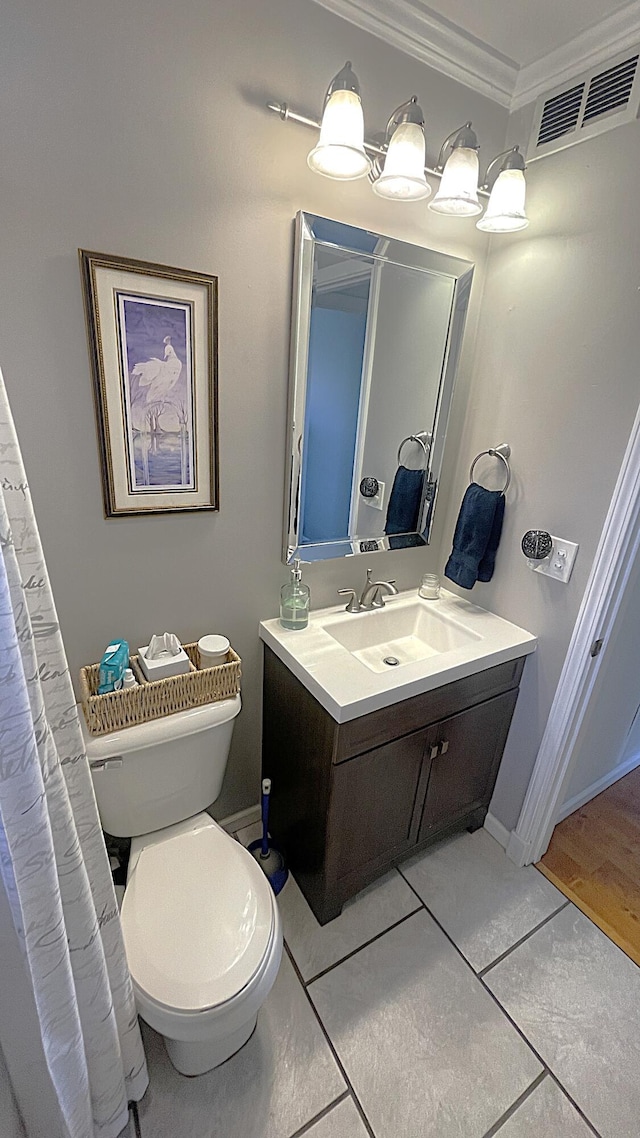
[529,535,579,583]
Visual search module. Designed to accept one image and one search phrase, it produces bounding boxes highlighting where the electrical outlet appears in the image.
[530,535,579,583]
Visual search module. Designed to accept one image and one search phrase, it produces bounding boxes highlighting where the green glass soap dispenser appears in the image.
[280,558,310,630]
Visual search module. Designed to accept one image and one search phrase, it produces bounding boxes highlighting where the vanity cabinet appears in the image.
[262,645,524,924]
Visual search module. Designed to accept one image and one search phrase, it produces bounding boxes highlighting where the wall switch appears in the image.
[529,535,579,583]
[364,480,385,510]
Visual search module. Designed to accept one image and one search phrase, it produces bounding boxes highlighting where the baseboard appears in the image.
[505,829,532,867]
[556,750,640,823]
[483,811,510,849]
[220,803,261,834]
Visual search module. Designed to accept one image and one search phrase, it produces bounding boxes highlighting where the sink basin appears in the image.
[324,601,481,673]
[259,587,537,723]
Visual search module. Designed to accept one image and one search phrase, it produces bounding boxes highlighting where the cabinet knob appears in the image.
[429,744,439,760]
[440,740,449,755]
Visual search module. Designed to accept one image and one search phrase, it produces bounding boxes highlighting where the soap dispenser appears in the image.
[280,558,310,630]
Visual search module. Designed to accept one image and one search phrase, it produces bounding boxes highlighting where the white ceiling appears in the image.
[423,0,634,68]
[311,0,640,108]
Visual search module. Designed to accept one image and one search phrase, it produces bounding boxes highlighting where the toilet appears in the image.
[84,694,282,1076]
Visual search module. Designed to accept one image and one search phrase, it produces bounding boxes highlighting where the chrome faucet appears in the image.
[338,568,399,613]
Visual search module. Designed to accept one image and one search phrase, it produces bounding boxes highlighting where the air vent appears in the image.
[528,48,640,161]
[583,55,638,123]
[536,82,585,146]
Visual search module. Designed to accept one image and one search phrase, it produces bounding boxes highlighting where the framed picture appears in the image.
[79,250,218,516]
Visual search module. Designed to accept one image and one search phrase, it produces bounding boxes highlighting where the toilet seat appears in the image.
[121,815,276,1015]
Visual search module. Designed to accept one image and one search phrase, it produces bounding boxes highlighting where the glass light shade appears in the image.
[373,122,431,201]
[477,168,529,232]
[428,147,482,216]
[307,89,371,180]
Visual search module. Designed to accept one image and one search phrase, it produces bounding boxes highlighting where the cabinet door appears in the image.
[419,691,518,841]
[330,729,430,880]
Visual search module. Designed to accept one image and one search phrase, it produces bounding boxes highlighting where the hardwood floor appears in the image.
[537,764,640,967]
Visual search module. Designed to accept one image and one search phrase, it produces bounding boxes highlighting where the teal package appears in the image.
[98,640,130,694]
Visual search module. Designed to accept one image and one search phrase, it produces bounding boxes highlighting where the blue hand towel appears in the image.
[444,484,504,590]
[478,491,505,582]
[385,466,424,536]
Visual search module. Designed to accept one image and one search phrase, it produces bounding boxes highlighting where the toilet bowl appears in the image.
[84,694,282,1075]
[122,813,282,1075]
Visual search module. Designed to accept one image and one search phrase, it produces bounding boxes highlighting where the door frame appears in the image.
[506,400,640,867]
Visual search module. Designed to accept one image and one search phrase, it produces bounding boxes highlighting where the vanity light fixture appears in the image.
[372,96,431,201]
[306,61,372,181]
[267,66,530,233]
[476,146,530,233]
[428,123,482,217]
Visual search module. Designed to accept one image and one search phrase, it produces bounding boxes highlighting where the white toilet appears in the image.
[84,694,283,1076]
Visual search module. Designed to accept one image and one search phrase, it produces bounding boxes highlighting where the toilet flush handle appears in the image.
[89,757,124,771]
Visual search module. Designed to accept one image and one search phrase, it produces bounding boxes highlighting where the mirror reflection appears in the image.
[285,214,474,563]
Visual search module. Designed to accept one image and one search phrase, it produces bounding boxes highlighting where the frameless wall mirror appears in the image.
[284,213,474,563]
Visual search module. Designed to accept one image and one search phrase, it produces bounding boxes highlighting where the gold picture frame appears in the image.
[79,250,219,516]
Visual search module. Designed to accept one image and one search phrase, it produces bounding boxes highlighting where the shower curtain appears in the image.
[0,371,148,1138]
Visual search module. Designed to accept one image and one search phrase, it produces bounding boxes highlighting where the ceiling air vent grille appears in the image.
[582,54,639,123]
[527,47,640,162]
[536,82,584,146]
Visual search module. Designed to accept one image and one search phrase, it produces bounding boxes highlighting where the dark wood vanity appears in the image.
[263,644,525,924]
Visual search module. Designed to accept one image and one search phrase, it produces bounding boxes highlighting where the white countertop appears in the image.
[259,587,537,723]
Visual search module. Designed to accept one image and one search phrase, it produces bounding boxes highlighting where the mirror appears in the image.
[284,213,473,564]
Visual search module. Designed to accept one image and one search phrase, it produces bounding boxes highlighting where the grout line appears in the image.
[543,1070,602,1138]
[396,869,603,1138]
[287,1090,351,1138]
[284,943,376,1138]
[535,863,640,972]
[479,902,571,978]
[303,906,423,987]
[480,1071,547,1137]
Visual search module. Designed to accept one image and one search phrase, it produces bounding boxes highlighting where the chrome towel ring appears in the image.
[469,443,511,493]
[397,432,431,468]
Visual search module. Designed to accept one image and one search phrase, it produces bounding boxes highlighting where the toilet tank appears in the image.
[83,695,241,837]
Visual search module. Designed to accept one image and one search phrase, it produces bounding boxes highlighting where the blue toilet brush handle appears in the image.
[260,778,271,858]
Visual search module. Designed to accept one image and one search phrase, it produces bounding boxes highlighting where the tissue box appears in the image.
[138,644,192,681]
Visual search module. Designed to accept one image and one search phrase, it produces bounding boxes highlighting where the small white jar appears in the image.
[198,635,230,668]
[419,573,441,600]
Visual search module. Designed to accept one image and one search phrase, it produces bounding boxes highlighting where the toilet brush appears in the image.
[248,778,289,895]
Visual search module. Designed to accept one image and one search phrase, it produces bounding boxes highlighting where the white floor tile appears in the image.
[496,1077,593,1137]
[401,829,565,971]
[486,904,640,1138]
[302,1096,369,1137]
[279,871,420,982]
[139,953,345,1138]
[309,910,541,1138]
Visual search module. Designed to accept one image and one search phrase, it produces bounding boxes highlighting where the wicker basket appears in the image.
[79,642,241,736]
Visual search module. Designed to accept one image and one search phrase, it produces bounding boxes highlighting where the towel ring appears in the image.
[397,433,431,468]
[469,446,511,493]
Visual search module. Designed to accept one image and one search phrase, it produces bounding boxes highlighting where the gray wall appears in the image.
[0,0,506,816]
[441,107,640,831]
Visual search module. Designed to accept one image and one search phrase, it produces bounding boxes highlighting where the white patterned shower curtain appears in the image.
[0,370,148,1138]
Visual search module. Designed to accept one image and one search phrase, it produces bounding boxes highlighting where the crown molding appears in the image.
[310,0,517,108]
[511,2,640,110]
[311,0,640,116]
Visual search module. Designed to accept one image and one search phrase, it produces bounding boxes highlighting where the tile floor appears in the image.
[133,823,640,1138]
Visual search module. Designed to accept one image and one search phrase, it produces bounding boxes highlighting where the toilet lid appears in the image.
[121,822,275,1013]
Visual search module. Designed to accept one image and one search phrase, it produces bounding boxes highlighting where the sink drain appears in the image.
[383,656,400,667]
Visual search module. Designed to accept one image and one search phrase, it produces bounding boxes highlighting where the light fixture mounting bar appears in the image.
[266,101,490,197]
